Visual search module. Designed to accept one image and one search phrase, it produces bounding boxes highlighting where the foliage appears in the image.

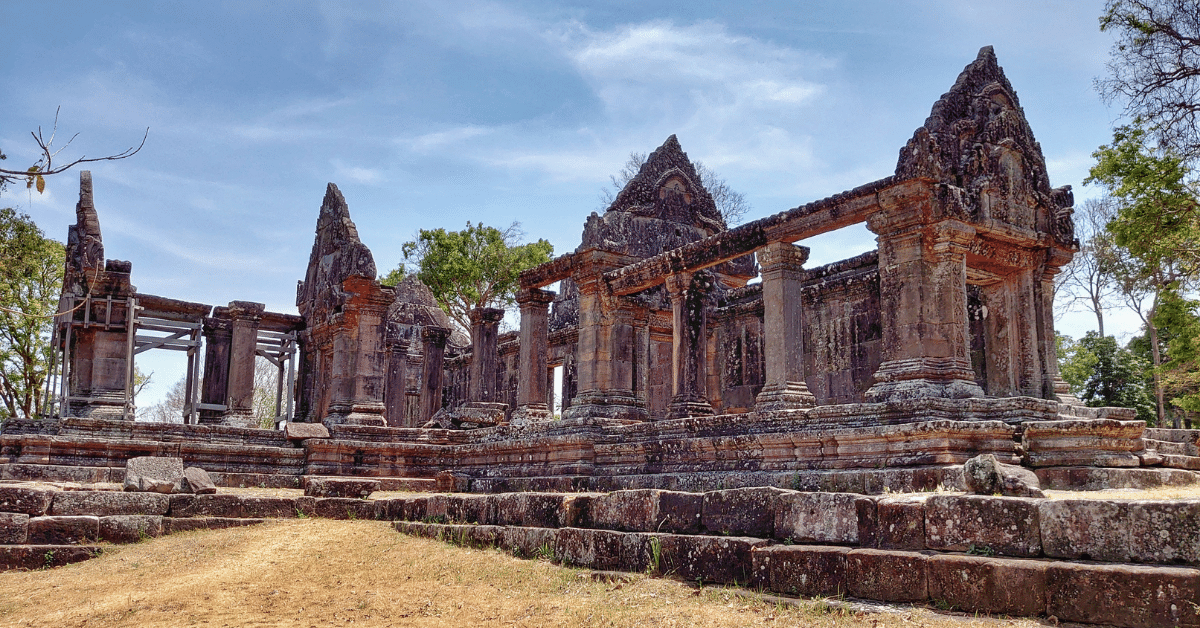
[599,152,751,226]
[1057,333,1098,395]
[399,222,553,338]
[379,265,405,287]
[1069,332,1157,422]
[253,356,282,428]
[1148,292,1200,426]
[0,208,64,419]
[140,374,188,423]
[1099,0,1200,161]
[1087,125,1200,273]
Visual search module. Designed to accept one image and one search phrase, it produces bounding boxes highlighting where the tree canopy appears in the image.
[0,208,64,419]
[398,222,553,338]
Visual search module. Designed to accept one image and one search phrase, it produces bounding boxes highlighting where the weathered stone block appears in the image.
[285,422,330,440]
[377,496,429,522]
[51,490,169,516]
[182,467,217,494]
[1046,562,1200,628]
[0,512,29,544]
[0,545,100,571]
[962,453,1044,498]
[1022,419,1144,467]
[445,494,496,524]
[302,477,379,499]
[124,456,184,493]
[1127,499,1200,565]
[435,471,470,493]
[857,495,927,550]
[27,515,99,545]
[494,493,564,528]
[555,527,631,571]
[296,497,379,520]
[925,495,1041,557]
[592,489,702,533]
[845,549,928,603]
[651,533,768,584]
[774,492,859,543]
[99,515,163,543]
[701,486,792,537]
[750,545,850,597]
[500,526,558,559]
[927,554,1050,616]
[169,494,297,519]
[162,517,264,534]
[0,486,53,515]
[1039,499,1129,562]
[560,494,596,528]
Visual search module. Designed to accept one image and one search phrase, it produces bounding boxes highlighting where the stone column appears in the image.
[467,307,505,403]
[384,333,410,427]
[754,241,817,412]
[322,276,391,426]
[199,312,233,424]
[865,184,984,402]
[1040,248,1076,404]
[563,249,647,421]
[222,300,265,427]
[512,288,555,426]
[419,326,450,424]
[665,271,714,418]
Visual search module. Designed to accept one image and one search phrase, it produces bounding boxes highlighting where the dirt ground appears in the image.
[0,518,1055,628]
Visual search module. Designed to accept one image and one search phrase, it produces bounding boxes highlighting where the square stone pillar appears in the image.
[419,326,450,424]
[383,333,410,427]
[323,276,390,426]
[665,271,714,418]
[754,241,816,412]
[222,301,264,427]
[512,288,556,426]
[199,312,233,424]
[1041,248,1077,403]
[563,249,647,421]
[467,307,506,403]
[865,186,984,402]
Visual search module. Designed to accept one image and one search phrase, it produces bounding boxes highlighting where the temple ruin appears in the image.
[1,47,1198,627]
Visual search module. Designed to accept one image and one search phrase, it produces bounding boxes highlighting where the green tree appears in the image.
[1099,0,1200,161]
[1146,291,1200,427]
[1075,332,1157,423]
[1057,333,1098,395]
[396,222,553,339]
[0,208,65,419]
[1056,197,1123,336]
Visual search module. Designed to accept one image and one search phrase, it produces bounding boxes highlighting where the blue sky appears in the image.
[1,1,1130,402]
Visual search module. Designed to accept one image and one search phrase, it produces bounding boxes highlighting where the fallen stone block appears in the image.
[592,489,702,534]
[1127,499,1200,565]
[1039,499,1129,562]
[774,492,859,543]
[0,486,54,516]
[927,554,1050,617]
[701,486,793,537]
[124,456,184,493]
[857,495,926,550]
[302,477,379,499]
[925,495,1041,557]
[0,512,29,544]
[162,517,264,534]
[182,468,217,495]
[169,494,297,519]
[99,515,163,543]
[750,545,850,597]
[845,549,928,603]
[962,453,1045,498]
[27,515,99,545]
[1046,562,1200,628]
[296,497,379,520]
[51,490,169,516]
[285,422,330,441]
[500,526,558,559]
[0,545,101,571]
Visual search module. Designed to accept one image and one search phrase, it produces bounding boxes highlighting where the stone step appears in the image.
[1160,454,1200,470]
[1146,439,1193,456]
[0,544,101,571]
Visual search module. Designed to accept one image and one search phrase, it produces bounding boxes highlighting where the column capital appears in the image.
[468,307,505,325]
[757,241,810,273]
[516,287,556,306]
[663,271,694,297]
[420,325,451,345]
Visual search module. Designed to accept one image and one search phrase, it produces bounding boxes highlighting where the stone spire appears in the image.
[603,134,724,232]
[65,171,105,281]
[296,183,378,321]
[895,46,1073,242]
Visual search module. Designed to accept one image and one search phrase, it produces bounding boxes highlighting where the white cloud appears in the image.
[332,160,384,184]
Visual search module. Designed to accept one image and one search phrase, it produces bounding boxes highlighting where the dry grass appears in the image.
[0,519,1045,628]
